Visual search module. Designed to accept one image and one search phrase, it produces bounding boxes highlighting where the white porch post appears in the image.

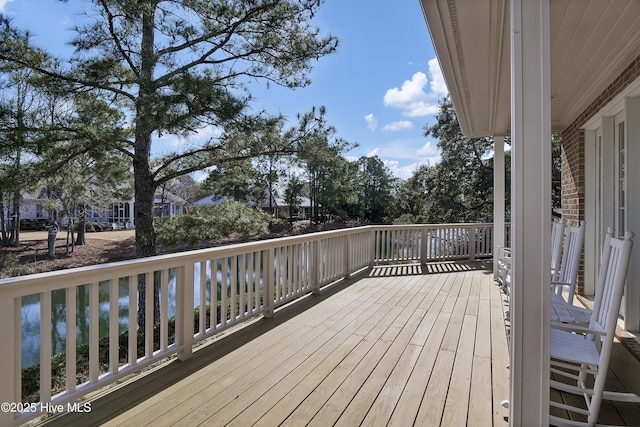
[510,0,551,425]
[624,96,640,331]
[130,197,135,226]
[493,136,506,278]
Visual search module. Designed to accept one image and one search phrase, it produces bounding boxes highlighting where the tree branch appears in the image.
[154,4,276,87]
[155,2,273,58]
[152,146,296,186]
[0,53,137,102]
[97,0,140,77]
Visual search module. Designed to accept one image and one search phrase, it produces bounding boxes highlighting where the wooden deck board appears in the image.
[387,311,451,426]
[355,344,423,426]
[469,356,494,427]
[41,262,640,427]
[233,334,364,427]
[441,313,477,426]
[415,348,456,425]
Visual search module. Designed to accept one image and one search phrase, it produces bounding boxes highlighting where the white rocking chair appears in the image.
[497,219,565,289]
[551,218,567,278]
[549,228,639,427]
[499,219,567,321]
[551,220,585,306]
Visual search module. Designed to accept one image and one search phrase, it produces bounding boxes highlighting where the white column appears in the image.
[130,197,135,226]
[583,128,598,295]
[510,0,551,425]
[624,96,640,330]
[493,136,506,278]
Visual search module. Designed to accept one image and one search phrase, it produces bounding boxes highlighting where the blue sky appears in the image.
[0,0,447,180]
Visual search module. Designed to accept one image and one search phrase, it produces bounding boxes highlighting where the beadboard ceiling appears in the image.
[421,0,640,137]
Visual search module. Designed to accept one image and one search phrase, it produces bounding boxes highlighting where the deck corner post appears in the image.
[369,229,376,269]
[264,248,275,318]
[469,225,476,261]
[177,263,195,361]
[420,227,428,265]
[493,135,506,278]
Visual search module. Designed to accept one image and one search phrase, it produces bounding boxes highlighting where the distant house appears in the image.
[253,195,312,220]
[266,197,312,220]
[193,195,228,207]
[3,188,185,229]
[153,190,186,218]
[195,193,312,220]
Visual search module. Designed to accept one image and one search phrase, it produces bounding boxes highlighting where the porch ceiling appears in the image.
[421,0,640,138]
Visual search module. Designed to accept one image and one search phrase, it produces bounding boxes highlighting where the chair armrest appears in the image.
[550,321,605,336]
[496,246,511,259]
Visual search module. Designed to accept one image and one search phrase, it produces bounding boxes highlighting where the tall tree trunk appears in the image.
[134,137,161,327]
[0,196,7,245]
[135,1,161,328]
[134,169,156,258]
[47,220,58,259]
[10,190,20,247]
[76,204,86,246]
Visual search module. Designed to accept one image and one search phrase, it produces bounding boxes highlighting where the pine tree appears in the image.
[1,1,338,257]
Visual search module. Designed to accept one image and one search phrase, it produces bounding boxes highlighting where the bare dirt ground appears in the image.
[0,221,353,278]
[1,230,137,277]
[22,229,137,242]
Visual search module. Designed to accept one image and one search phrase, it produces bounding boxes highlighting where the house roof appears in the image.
[194,195,228,206]
[273,197,311,208]
[421,0,640,138]
[154,189,185,205]
[255,197,311,209]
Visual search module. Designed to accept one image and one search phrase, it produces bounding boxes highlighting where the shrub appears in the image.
[155,200,270,247]
[0,253,22,278]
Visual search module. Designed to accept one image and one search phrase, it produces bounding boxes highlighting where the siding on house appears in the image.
[3,189,185,229]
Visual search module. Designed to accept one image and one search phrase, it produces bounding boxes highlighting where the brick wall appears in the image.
[561,55,640,293]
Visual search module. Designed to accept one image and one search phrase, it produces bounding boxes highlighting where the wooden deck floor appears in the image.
[42,262,640,426]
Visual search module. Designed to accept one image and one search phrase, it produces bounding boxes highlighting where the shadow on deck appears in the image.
[39,261,640,426]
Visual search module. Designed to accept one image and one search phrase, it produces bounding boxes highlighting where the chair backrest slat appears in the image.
[552,221,585,304]
[550,219,566,275]
[590,228,633,341]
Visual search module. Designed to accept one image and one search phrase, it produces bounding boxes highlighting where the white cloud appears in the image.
[428,57,448,97]
[367,139,427,162]
[416,141,439,158]
[383,120,413,132]
[156,125,223,149]
[359,139,442,179]
[383,58,449,117]
[383,160,422,180]
[366,148,381,157]
[384,72,428,109]
[0,0,14,12]
[364,113,378,131]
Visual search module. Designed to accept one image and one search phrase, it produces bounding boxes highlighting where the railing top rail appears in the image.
[0,223,495,296]
[368,223,495,230]
[0,226,368,293]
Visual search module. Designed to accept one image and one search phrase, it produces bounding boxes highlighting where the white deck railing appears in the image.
[0,223,494,426]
